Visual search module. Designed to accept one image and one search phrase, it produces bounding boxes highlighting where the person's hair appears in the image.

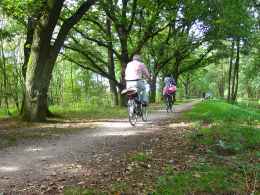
[133,54,141,61]
[167,72,171,77]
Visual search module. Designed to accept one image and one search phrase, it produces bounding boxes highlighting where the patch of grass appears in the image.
[126,152,148,163]
[156,125,260,193]
[153,100,260,194]
[155,165,246,194]
[49,101,173,120]
[182,99,260,125]
[49,105,127,120]
[65,186,96,195]
[0,99,188,121]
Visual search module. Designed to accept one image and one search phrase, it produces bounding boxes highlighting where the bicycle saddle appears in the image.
[121,88,138,95]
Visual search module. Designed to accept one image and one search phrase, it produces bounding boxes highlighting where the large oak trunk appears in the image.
[22,77,50,122]
[21,0,96,122]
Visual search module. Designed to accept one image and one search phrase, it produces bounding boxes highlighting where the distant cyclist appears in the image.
[202,91,205,100]
[163,72,177,103]
[125,54,152,106]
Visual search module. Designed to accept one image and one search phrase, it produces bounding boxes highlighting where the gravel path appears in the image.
[0,101,200,194]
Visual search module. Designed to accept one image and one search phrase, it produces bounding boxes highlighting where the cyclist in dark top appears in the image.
[163,72,176,103]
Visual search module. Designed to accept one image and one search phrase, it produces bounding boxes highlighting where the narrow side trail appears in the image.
[0,101,200,195]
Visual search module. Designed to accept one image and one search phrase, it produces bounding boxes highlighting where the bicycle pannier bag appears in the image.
[163,85,177,96]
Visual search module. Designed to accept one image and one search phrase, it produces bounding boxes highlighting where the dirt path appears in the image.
[0,101,200,195]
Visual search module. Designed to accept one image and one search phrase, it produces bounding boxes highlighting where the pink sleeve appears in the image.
[141,63,150,79]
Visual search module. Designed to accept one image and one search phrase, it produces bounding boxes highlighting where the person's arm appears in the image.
[141,63,151,82]
[172,78,176,86]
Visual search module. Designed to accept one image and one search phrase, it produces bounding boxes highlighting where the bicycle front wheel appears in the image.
[142,105,148,121]
[128,99,137,126]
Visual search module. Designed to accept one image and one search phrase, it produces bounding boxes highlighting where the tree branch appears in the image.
[70,26,121,59]
[253,0,260,7]
[62,45,121,87]
[51,0,97,62]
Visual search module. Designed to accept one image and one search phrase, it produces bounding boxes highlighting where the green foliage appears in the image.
[0,0,46,21]
[48,60,111,109]
[0,0,259,117]
[0,29,14,41]
[0,107,19,117]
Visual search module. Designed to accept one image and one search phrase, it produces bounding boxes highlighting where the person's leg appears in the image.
[136,80,147,102]
[171,93,174,104]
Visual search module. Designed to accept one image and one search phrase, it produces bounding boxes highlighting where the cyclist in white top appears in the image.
[125,55,152,105]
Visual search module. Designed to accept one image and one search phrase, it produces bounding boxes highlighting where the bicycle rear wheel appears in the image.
[128,99,137,126]
[169,96,173,112]
[166,97,172,113]
[142,105,148,121]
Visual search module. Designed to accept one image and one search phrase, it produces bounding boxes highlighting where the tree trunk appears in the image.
[218,59,225,98]
[247,87,253,98]
[227,39,235,102]
[22,0,64,122]
[57,65,63,104]
[21,2,54,117]
[21,5,43,115]
[0,82,2,108]
[13,55,21,113]
[172,57,180,101]
[108,71,118,107]
[115,0,131,107]
[231,39,240,102]
[21,0,96,122]
[0,40,11,116]
[71,65,75,108]
[118,45,129,107]
[149,71,158,103]
[107,17,118,107]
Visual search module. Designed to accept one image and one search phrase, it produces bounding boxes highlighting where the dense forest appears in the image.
[0,0,260,122]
